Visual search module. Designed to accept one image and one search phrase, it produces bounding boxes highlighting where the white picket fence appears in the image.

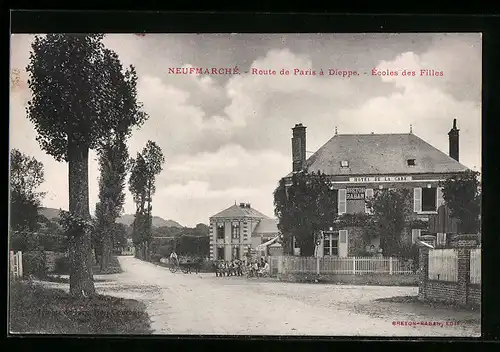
[269,255,414,276]
[470,248,481,284]
[9,251,23,279]
[428,249,458,282]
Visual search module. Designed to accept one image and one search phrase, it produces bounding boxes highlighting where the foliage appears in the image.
[23,251,48,278]
[128,141,165,259]
[112,223,128,249]
[398,243,419,269]
[365,188,413,257]
[151,223,210,258]
[54,256,71,275]
[439,170,481,234]
[336,213,371,228]
[274,170,338,256]
[9,149,46,232]
[9,281,152,334]
[26,34,148,162]
[26,34,148,296]
[93,131,129,269]
[58,210,94,237]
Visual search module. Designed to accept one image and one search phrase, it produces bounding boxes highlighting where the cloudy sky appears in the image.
[10,33,482,227]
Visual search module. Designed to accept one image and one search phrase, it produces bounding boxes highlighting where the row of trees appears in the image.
[274,169,481,257]
[23,34,164,296]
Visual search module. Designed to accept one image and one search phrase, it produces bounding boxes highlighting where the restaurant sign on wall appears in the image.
[346,187,365,200]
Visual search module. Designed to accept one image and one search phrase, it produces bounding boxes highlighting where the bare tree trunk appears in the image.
[68,145,95,297]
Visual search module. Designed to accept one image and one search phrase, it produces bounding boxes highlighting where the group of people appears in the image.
[214,257,270,278]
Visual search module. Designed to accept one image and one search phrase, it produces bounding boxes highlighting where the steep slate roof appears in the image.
[252,218,280,236]
[286,133,469,177]
[210,204,271,219]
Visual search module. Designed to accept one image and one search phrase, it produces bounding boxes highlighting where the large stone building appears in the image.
[208,203,280,261]
[282,119,470,257]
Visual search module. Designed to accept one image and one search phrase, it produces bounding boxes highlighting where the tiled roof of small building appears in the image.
[286,133,469,177]
[252,218,280,236]
[210,204,270,219]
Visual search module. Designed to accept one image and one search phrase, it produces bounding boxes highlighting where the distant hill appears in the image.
[37,207,184,228]
[38,207,62,221]
[117,214,184,228]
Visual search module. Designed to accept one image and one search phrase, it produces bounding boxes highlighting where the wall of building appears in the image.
[209,217,265,261]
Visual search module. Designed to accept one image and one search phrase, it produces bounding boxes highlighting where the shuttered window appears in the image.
[339,229,348,244]
[414,187,422,213]
[338,189,347,215]
[365,188,374,214]
[411,229,421,243]
[436,187,444,208]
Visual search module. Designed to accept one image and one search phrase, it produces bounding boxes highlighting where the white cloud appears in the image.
[338,49,481,171]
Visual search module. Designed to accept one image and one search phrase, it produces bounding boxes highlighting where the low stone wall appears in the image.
[424,280,460,303]
[468,284,481,306]
[277,272,418,286]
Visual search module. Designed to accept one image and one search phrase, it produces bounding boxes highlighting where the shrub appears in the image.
[352,248,374,257]
[23,251,47,278]
[54,256,71,275]
[149,254,162,263]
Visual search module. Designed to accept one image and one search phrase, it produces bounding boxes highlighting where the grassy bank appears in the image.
[92,255,123,275]
[9,280,152,334]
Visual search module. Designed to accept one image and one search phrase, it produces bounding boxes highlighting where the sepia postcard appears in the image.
[9,33,481,337]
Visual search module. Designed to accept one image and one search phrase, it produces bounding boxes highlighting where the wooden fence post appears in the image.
[10,251,14,277]
[389,257,393,275]
[18,251,23,278]
[352,257,356,275]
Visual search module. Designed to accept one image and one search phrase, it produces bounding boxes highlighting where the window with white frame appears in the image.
[217,223,225,239]
[323,232,339,256]
[422,187,437,211]
[414,187,444,213]
[217,246,225,260]
[231,223,240,239]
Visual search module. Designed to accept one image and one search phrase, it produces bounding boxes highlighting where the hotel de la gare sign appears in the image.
[345,176,414,200]
[349,176,413,183]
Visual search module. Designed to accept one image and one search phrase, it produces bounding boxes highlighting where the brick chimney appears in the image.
[292,123,307,172]
[448,119,459,162]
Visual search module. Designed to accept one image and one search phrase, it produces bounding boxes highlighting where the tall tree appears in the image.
[274,170,337,256]
[9,149,45,232]
[26,34,148,296]
[366,188,413,257]
[93,132,129,270]
[112,223,128,251]
[141,141,165,261]
[129,153,148,258]
[128,141,164,260]
[439,170,481,234]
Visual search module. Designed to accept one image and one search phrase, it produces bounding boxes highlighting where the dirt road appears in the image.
[43,256,481,336]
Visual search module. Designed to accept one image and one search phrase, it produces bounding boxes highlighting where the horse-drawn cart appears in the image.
[168,258,202,274]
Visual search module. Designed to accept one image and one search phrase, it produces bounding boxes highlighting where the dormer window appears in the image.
[340,160,349,168]
[407,159,416,166]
